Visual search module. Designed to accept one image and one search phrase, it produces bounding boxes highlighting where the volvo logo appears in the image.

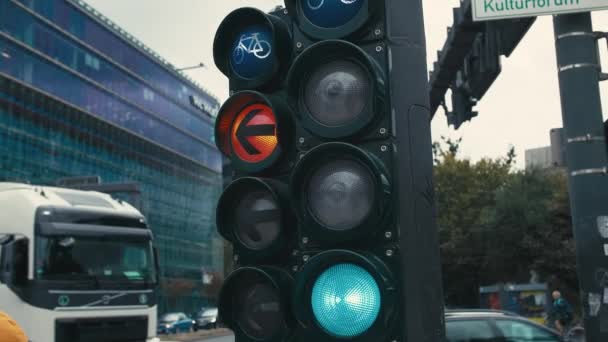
[82,292,129,307]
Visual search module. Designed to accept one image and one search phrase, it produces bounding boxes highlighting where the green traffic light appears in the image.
[311,263,381,338]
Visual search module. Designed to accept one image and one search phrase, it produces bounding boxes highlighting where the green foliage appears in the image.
[481,170,577,294]
[434,138,576,307]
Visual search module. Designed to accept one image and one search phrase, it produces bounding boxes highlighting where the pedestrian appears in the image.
[0,311,28,342]
[550,290,573,335]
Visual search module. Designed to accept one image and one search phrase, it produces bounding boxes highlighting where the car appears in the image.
[157,312,194,335]
[194,307,219,330]
[445,309,565,342]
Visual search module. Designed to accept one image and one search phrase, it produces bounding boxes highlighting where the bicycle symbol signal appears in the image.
[233,33,272,65]
[307,0,359,10]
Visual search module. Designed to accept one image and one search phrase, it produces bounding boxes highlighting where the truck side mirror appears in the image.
[0,237,28,287]
[153,246,160,286]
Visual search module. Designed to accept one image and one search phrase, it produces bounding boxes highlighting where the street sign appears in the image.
[472,0,608,21]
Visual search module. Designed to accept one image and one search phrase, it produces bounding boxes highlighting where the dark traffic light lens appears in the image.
[311,263,381,338]
[304,60,370,127]
[291,143,389,242]
[217,177,289,257]
[230,25,275,80]
[236,282,283,339]
[219,267,293,341]
[288,41,383,139]
[307,159,374,231]
[301,0,365,29]
[235,191,281,251]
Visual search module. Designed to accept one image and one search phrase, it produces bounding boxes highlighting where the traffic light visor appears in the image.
[311,263,381,338]
[288,40,384,139]
[291,143,390,242]
[214,7,291,90]
[217,178,288,257]
[301,0,365,29]
[284,0,375,39]
[219,267,294,341]
[215,91,289,172]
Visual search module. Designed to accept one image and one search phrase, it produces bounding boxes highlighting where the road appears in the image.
[194,335,234,342]
[162,333,234,342]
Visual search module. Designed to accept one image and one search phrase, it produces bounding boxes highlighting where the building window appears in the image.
[84,53,100,70]
[143,88,155,101]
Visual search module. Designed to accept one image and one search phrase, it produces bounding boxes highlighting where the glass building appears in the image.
[0,0,224,314]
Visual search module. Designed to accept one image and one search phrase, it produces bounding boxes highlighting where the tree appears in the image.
[480,170,578,303]
[433,137,515,306]
[433,133,578,309]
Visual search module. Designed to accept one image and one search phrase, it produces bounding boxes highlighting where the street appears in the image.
[196,335,234,342]
[163,334,234,342]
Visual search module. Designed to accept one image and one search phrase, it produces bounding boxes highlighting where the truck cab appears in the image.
[0,183,159,342]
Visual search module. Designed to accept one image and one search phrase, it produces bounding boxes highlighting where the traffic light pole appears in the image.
[553,12,608,340]
[386,0,445,341]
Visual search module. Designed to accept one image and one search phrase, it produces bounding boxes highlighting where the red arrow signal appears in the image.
[231,104,278,163]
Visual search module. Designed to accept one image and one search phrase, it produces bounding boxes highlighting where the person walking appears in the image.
[550,290,573,335]
[0,311,28,342]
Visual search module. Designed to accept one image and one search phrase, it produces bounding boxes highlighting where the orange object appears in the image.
[0,312,27,342]
[230,103,278,163]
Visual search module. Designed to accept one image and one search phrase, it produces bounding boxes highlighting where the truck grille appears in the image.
[55,316,148,342]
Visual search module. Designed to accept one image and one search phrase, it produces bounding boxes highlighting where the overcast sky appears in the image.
[85,0,608,168]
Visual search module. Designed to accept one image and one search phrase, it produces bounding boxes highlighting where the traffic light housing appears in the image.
[214,1,444,341]
[448,83,478,130]
[284,0,383,40]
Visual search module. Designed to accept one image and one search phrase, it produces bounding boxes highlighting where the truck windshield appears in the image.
[34,236,157,283]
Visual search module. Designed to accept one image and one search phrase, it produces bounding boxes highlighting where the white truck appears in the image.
[0,183,160,342]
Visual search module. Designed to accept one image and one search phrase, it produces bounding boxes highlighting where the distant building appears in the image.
[0,0,223,313]
[525,128,566,171]
[525,146,554,170]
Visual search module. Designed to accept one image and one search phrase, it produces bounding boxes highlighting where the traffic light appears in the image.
[448,82,478,130]
[213,1,444,341]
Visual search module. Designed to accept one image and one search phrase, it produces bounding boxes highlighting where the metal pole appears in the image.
[176,62,206,71]
[553,12,608,341]
[386,0,445,341]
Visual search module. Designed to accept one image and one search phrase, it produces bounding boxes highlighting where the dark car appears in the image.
[445,309,564,342]
[157,312,194,335]
[194,307,219,330]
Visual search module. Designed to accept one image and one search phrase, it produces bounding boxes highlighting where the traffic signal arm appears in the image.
[429,0,535,127]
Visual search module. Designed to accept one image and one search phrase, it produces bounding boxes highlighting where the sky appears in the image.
[85,0,608,169]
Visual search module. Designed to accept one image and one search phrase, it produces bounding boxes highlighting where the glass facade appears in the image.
[0,0,224,314]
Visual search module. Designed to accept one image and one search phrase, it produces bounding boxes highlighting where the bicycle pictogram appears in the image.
[307,0,359,10]
[233,33,272,65]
